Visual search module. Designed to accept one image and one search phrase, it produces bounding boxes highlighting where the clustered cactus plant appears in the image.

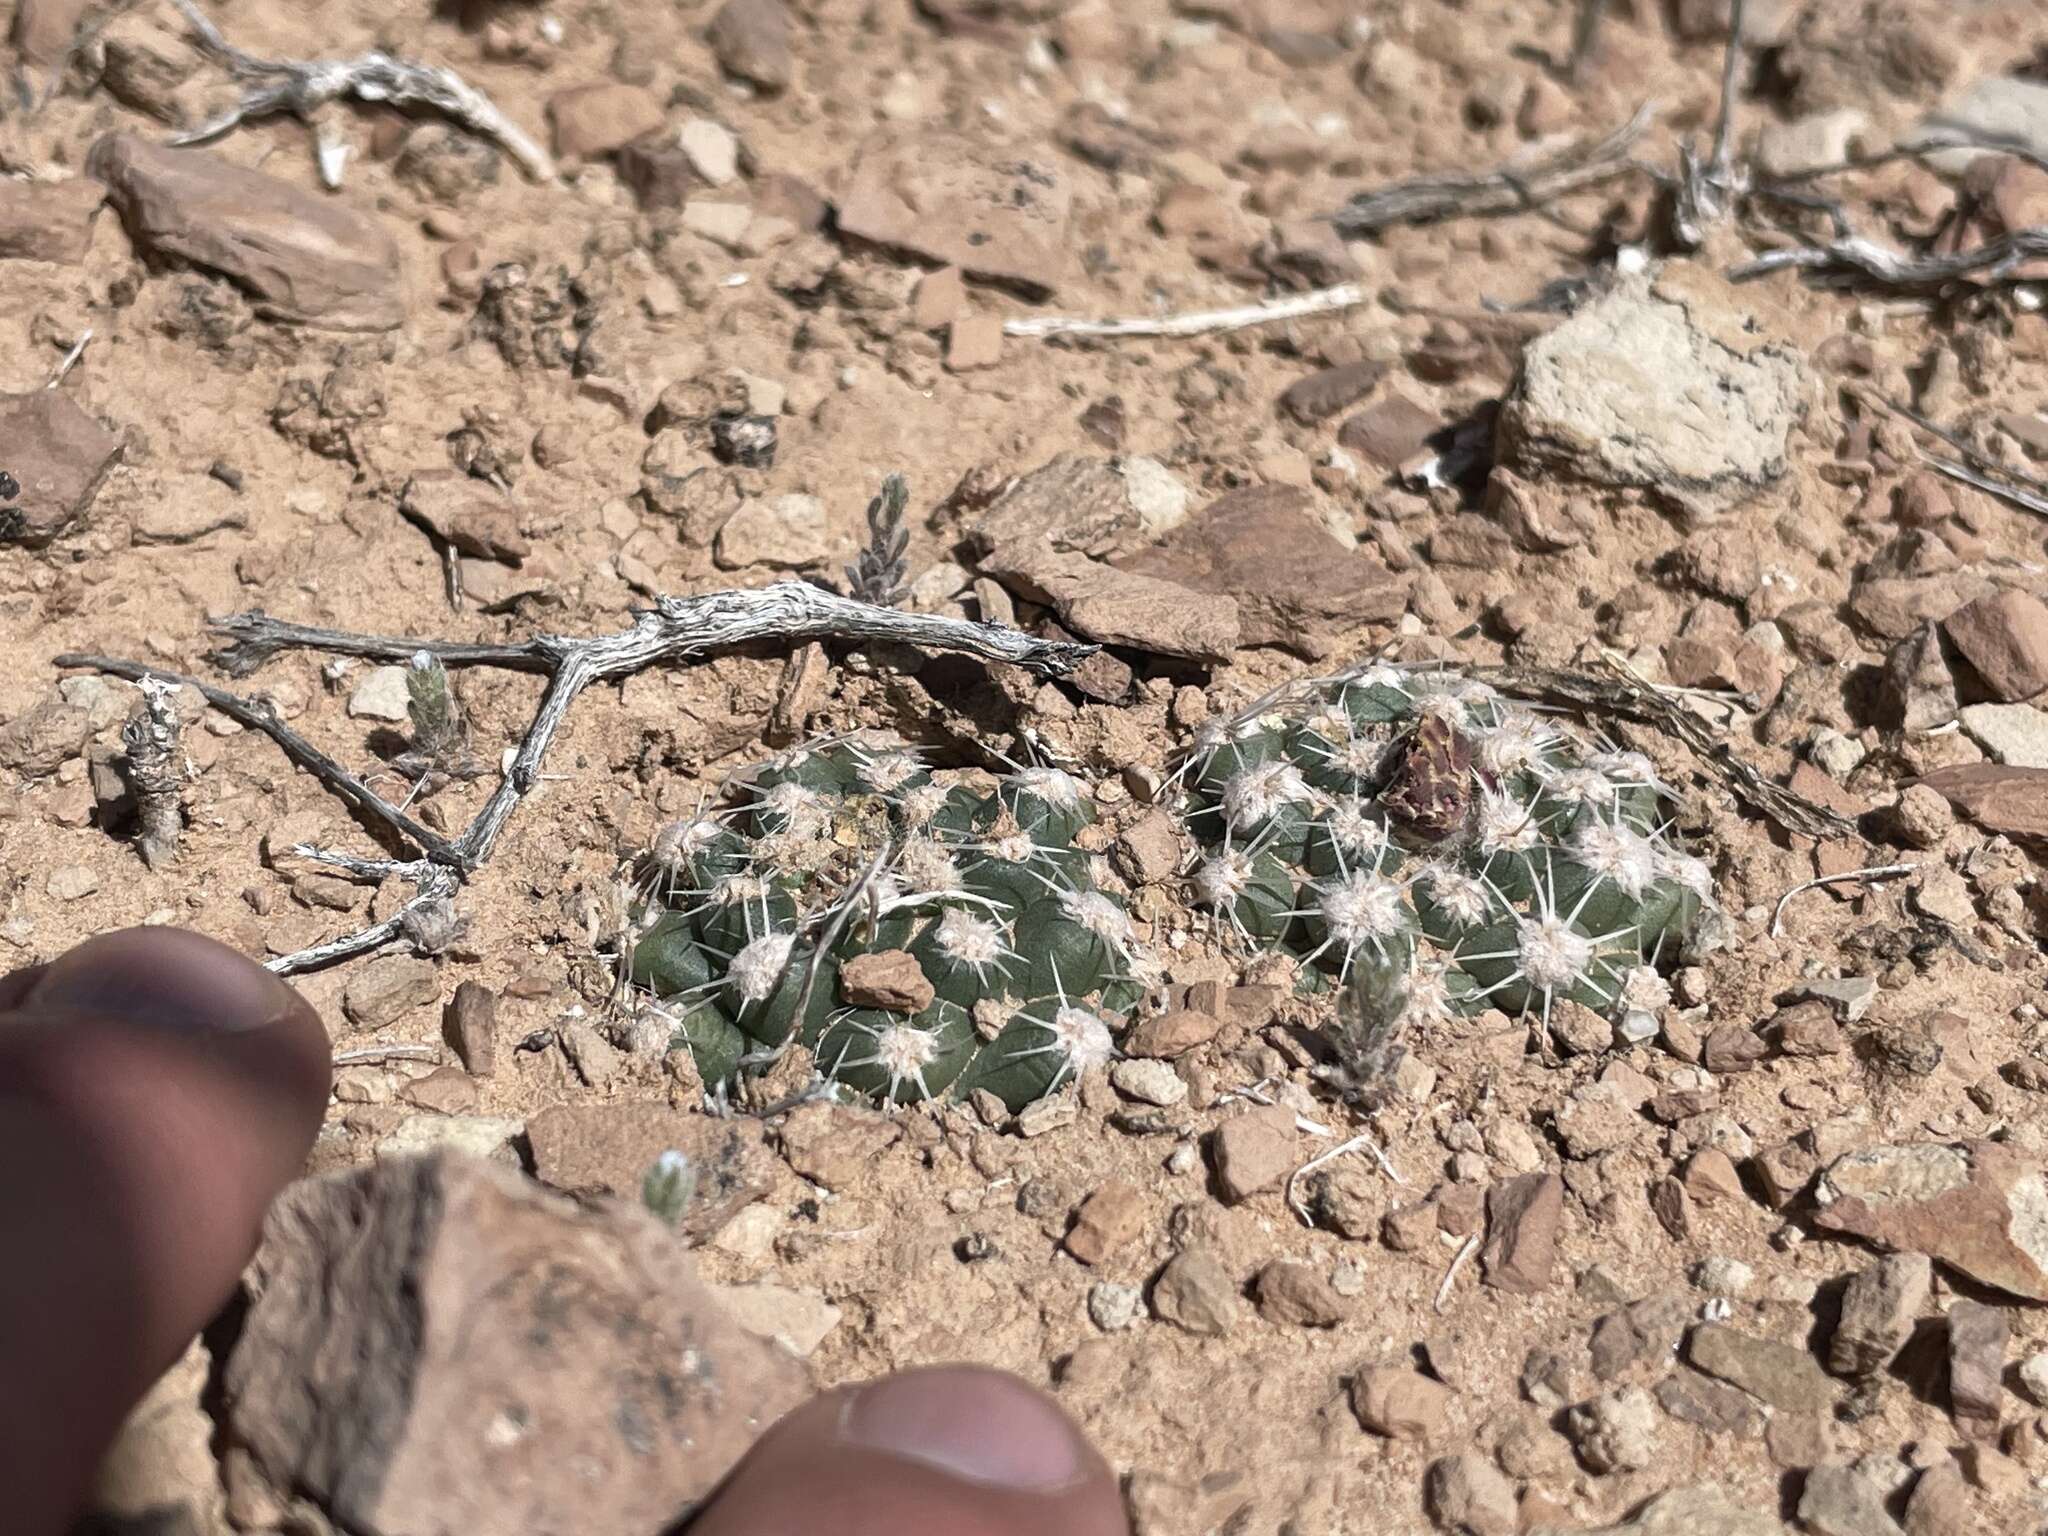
[621,731,1159,1111]
[1179,662,1714,1087]
[618,663,1716,1113]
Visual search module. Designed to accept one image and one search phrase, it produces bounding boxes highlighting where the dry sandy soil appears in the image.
[9,0,2048,1532]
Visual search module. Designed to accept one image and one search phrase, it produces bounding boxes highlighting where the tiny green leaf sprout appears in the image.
[1176,660,1715,1092]
[617,731,1158,1112]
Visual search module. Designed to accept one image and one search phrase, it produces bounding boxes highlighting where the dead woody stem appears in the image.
[60,580,1094,975]
[120,676,185,870]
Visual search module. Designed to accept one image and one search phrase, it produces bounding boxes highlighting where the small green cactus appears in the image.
[1179,662,1712,1087]
[641,1148,697,1227]
[617,664,1714,1114]
[621,732,1156,1112]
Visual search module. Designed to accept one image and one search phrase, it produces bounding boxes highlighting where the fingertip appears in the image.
[689,1366,1128,1536]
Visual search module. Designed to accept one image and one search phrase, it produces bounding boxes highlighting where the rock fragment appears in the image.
[1424,1452,1517,1536]
[526,1104,775,1242]
[0,390,123,546]
[837,950,935,1013]
[965,453,1191,560]
[1211,1103,1299,1204]
[545,84,665,159]
[1065,1180,1146,1266]
[1798,1464,1904,1536]
[401,471,529,563]
[221,1154,809,1536]
[1565,1385,1658,1473]
[1813,1140,2048,1301]
[776,1102,899,1191]
[1350,1364,1450,1440]
[1114,483,1406,658]
[1946,1299,2008,1438]
[341,957,441,1031]
[1828,1252,1931,1378]
[836,133,1072,296]
[1915,765,2048,845]
[0,177,105,264]
[1495,263,1808,523]
[1552,1485,1788,1536]
[706,0,794,92]
[1957,702,2048,767]
[978,541,1239,662]
[1481,1172,1563,1294]
[1944,589,2048,702]
[1279,361,1385,425]
[715,493,829,570]
[704,1281,840,1357]
[1255,1260,1349,1328]
[1687,1323,1834,1413]
[1122,1008,1219,1060]
[1150,1246,1242,1335]
[89,135,404,330]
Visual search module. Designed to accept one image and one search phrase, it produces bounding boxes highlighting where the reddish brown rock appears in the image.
[1255,1260,1350,1328]
[220,1154,809,1536]
[964,453,1191,562]
[1688,1323,1834,1413]
[1916,764,2048,845]
[442,981,498,1076]
[527,1102,776,1243]
[401,471,530,564]
[545,83,665,160]
[1814,1141,2048,1301]
[1279,361,1385,425]
[1351,1364,1451,1440]
[776,1102,901,1191]
[1115,483,1407,659]
[1150,1246,1242,1334]
[1944,589,2048,702]
[1947,1299,2009,1438]
[1339,392,1441,469]
[836,950,935,1013]
[1211,1103,1299,1204]
[0,176,105,264]
[978,541,1239,662]
[89,135,404,329]
[705,0,794,92]
[1829,1252,1931,1378]
[1122,1008,1221,1060]
[1481,1172,1563,1294]
[1065,1180,1146,1266]
[0,389,123,546]
[837,132,1072,296]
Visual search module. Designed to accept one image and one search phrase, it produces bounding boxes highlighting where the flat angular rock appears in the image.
[1351,1364,1451,1439]
[837,132,1072,296]
[1915,764,2048,845]
[221,1153,809,1536]
[979,541,1239,662]
[1255,1260,1349,1328]
[0,389,123,546]
[11,0,89,65]
[341,956,441,1031]
[1813,1140,2048,1301]
[0,176,105,263]
[1496,263,1808,523]
[1798,1465,1904,1536]
[89,134,404,330]
[1065,1180,1146,1265]
[837,949,934,1013]
[1912,76,2048,166]
[401,471,529,563]
[1279,361,1385,424]
[1943,589,2048,702]
[1210,1103,1298,1203]
[1481,1172,1563,1294]
[776,1102,900,1191]
[1946,1299,2009,1437]
[704,1281,840,1357]
[1829,1252,1931,1378]
[1687,1323,1833,1412]
[1539,1485,1789,1536]
[965,453,1192,561]
[1115,483,1406,658]
[1958,702,2048,767]
[526,1103,776,1243]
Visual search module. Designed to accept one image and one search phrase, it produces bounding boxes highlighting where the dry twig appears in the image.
[1770,864,1917,938]
[1004,283,1369,341]
[1330,103,1655,238]
[1284,1129,1404,1229]
[60,581,1093,974]
[167,0,553,185]
[1869,394,2048,520]
[1729,227,2048,290]
[120,675,185,869]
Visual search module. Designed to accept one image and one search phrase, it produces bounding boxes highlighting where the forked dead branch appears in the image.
[59,580,1095,975]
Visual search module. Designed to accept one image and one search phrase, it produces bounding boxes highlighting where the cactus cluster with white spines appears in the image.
[1177,661,1714,1081]
[619,731,1156,1111]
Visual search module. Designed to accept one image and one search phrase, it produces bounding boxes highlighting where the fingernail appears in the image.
[24,928,302,1036]
[837,1368,1088,1493]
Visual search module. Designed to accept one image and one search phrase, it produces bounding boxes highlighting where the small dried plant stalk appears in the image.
[121,677,185,869]
[845,473,911,607]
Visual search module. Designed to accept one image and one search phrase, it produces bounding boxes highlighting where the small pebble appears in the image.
[1110,1058,1188,1108]
[1087,1281,1142,1333]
